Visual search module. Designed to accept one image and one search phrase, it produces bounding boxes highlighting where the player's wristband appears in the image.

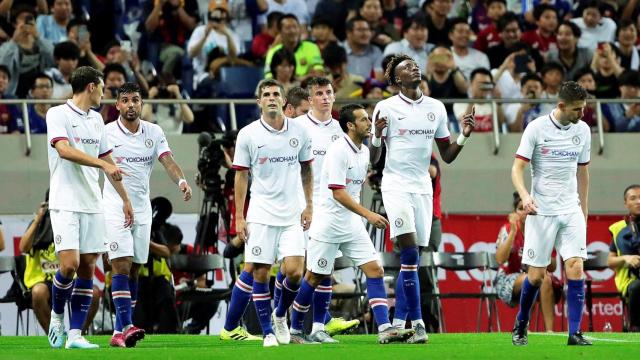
[178,179,187,187]
[456,134,469,146]
[371,135,382,147]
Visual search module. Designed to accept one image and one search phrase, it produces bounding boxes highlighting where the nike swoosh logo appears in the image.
[257,145,266,148]
[114,144,123,148]
[543,139,551,142]
[72,125,79,128]
[348,167,354,169]
[398,117,406,120]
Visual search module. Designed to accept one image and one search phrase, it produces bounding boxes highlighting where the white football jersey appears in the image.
[232,117,313,226]
[47,100,111,213]
[309,135,370,243]
[371,93,450,194]
[102,118,171,222]
[515,110,591,215]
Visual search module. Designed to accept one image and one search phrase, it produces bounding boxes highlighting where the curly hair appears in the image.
[384,54,414,86]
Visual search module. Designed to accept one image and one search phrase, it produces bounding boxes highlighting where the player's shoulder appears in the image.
[576,120,591,134]
[46,103,68,119]
[288,117,310,136]
[238,119,260,136]
[143,120,165,137]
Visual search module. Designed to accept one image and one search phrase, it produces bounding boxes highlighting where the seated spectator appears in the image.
[252,11,281,59]
[343,16,383,79]
[35,0,72,45]
[574,68,610,132]
[602,70,640,132]
[0,64,23,134]
[310,16,336,52]
[615,19,639,72]
[449,17,490,81]
[486,12,543,71]
[607,184,640,332]
[492,50,535,103]
[264,14,324,79]
[473,0,506,52]
[590,42,623,99]
[143,0,199,76]
[21,73,54,134]
[570,0,616,51]
[358,0,400,49]
[454,68,504,132]
[270,48,299,92]
[539,62,565,115]
[521,4,558,58]
[426,46,467,123]
[102,41,150,94]
[504,73,545,132]
[142,75,194,134]
[421,0,454,46]
[100,63,127,124]
[314,0,356,41]
[547,21,593,81]
[45,41,79,99]
[0,6,54,98]
[284,86,310,118]
[66,19,105,71]
[382,14,432,75]
[19,192,100,333]
[259,0,310,37]
[323,42,364,99]
[188,6,241,85]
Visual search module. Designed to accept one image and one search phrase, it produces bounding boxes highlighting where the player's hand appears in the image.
[103,162,128,181]
[373,111,388,138]
[236,217,248,243]
[522,194,538,215]
[507,212,519,230]
[624,255,640,268]
[461,105,475,137]
[301,206,312,231]
[180,181,192,201]
[366,212,390,229]
[123,200,134,228]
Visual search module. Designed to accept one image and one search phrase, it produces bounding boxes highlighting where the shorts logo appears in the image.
[110,242,119,251]
[527,249,535,258]
[395,218,404,228]
[427,112,436,121]
[54,234,62,244]
[317,258,328,268]
[289,138,299,148]
[572,136,580,145]
[251,246,262,256]
[331,135,340,142]
[145,139,154,148]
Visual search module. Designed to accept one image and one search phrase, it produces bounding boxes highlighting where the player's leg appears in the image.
[273,266,286,309]
[84,285,100,333]
[31,282,52,331]
[539,273,555,332]
[221,262,261,341]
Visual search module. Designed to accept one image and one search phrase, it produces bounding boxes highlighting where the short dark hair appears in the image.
[624,184,640,200]
[616,19,636,38]
[533,4,557,21]
[66,18,87,32]
[70,66,103,94]
[270,48,296,82]
[277,13,299,31]
[487,0,507,6]
[573,67,595,82]
[103,63,127,80]
[32,72,53,88]
[54,41,80,61]
[512,191,522,210]
[558,81,588,103]
[540,61,565,78]
[401,14,428,34]
[339,103,365,132]
[346,16,368,33]
[311,15,333,29]
[448,17,469,33]
[117,82,141,99]
[497,12,519,33]
[520,72,543,87]
[559,20,581,38]
[267,11,283,28]
[284,86,309,108]
[322,42,347,69]
[470,67,492,82]
[384,53,413,86]
[306,76,332,92]
[0,64,10,79]
[583,0,602,12]
[618,70,640,88]
[256,79,285,98]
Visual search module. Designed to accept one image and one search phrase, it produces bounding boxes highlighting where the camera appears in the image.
[197,132,228,194]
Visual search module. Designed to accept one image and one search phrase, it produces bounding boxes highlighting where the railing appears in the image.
[2,97,636,157]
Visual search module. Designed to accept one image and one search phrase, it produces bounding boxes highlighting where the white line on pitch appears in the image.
[531,332,640,343]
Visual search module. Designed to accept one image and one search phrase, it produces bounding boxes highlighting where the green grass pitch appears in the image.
[1,333,638,360]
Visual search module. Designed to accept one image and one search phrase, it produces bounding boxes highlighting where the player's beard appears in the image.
[122,109,140,122]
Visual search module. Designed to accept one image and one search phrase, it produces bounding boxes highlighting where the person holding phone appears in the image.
[454,67,504,132]
[66,19,104,71]
[36,0,72,45]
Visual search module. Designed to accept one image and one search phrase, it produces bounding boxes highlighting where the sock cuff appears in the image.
[53,272,73,290]
[319,277,332,286]
[283,278,300,292]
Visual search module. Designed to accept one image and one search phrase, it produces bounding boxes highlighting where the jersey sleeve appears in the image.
[46,108,68,147]
[232,129,251,170]
[155,127,172,159]
[298,128,314,163]
[578,127,591,165]
[435,102,451,141]
[326,148,348,189]
[515,124,536,161]
[98,121,112,157]
[370,102,389,138]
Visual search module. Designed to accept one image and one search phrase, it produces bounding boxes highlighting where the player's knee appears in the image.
[285,268,303,284]
[91,286,101,302]
[252,266,270,282]
[541,274,552,287]
[59,261,79,277]
[31,283,50,304]
[565,258,584,278]
[369,265,385,279]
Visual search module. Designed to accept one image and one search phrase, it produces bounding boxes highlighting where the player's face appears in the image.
[309,84,335,113]
[350,108,371,140]
[258,85,285,117]
[560,100,586,124]
[90,79,104,107]
[624,188,640,216]
[395,59,421,88]
[294,100,310,116]
[117,92,142,122]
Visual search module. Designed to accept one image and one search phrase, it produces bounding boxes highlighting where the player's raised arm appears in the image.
[369,110,387,164]
[159,154,192,201]
[435,106,476,163]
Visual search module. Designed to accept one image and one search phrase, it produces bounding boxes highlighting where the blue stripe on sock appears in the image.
[275,277,300,318]
[400,247,422,321]
[252,281,273,335]
[291,279,315,331]
[567,279,585,335]
[367,277,390,327]
[51,271,73,315]
[70,278,93,330]
[112,274,132,331]
[313,277,332,324]
[224,271,254,331]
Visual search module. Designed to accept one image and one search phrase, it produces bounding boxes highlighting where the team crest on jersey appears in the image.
[395,218,404,228]
[110,242,119,251]
[54,234,62,244]
[331,134,340,141]
[572,136,580,145]
[252,246,262,256]
[289,138,299,147]
[427,112,436,121]
[527,249,535,258]
[317,258,328,268]
[145,139,154,148]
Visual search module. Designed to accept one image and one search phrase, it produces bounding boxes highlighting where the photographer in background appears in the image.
[19,190,100,333]
[453,68,503,133]
[100,63,127,124]
[142,74,194,134]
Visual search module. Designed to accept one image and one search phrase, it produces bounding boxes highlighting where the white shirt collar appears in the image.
[306,111,333,126]
[398,91,424,105]
[66,99,89,117]
[549,108,572,130]
[116,117,143,136]
[344,135,362,153]
[259,116,288,133]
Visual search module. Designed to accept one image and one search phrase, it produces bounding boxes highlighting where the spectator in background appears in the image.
[314,0,356,41]
[571,0,616,51]
[574,68,610,132]
[521,4,558,58]
[538,61,565,114]
[602,70,640,132]
[259,0,310,37]
[383,14,432,74]
[323,42,364,99]
[310,16,336,52]
[0,64,23,134]
[252,11,281,60]
[453,68,504,132]
[188,6,241,85]
[102,41,150,94]
[358,0,399,49]
[608,184,640,332]
[449,17,490,81]
[0,0,47,17]
[45,41,79,99]
[100,63,127,124]
[426,46,467,122]
[143,75,194,134]
[491,49,535,105]
[270,48,299,92]
[0,6,54,98]
[590,42,623,99]
[66,19,105,71]
[615,19,639,72]
[264,14,324,79]
[343,16,383,79]
[421,0,453,46]
[143,0,199,76]
[21,73,54,134]
[504,73,545,132]
[473,0,506,52]
[284,85,310,117]
[35,0,72,45]
[487,12,543,71]
[547,21,593,81]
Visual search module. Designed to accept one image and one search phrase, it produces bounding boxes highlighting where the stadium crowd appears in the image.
[1,0,640,135]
